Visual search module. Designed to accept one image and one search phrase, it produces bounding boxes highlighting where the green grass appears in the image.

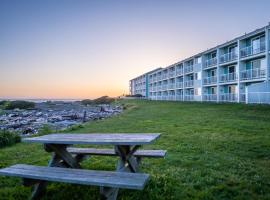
[0,100,270,200]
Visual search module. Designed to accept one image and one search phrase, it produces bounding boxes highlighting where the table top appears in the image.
[23,133,161,145]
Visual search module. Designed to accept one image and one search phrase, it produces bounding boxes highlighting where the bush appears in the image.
[0,130,21,148]
[81,99,93,106]
[92,96,115,104]
[81,96,115,105]
[4,101,35,110]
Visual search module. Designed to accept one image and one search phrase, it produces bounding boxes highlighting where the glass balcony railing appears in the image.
[219,93,238,102]
[176,95,184,101]
[176,69,184,76]
[168,71,175,78]
[220,72,237,83]
[240,68,266,80]
[185,65,194,73]
[203,76,217,85]
[185,80,194,87]
[168,84,175,89]
[220,52,238,63]
[185,95,194,101]
[203,94,217,101]
[204,57,217,68]
[240,42,265,58]
[176,82,183,88]
[162,85,168,90]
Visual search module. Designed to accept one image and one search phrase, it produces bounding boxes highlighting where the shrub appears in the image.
[0,130,21,148]
[81,99,93,106]
[81,96,115,105]
[4,101,35,110]
[92,96,115,104]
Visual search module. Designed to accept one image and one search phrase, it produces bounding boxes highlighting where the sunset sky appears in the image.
[1,0,270,99]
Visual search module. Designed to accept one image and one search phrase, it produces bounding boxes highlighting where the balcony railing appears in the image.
[203,94,217,101]
[162,85,168,90]
[185,65,194,73]
[240,42,265,58]
[185,80,194,87]
[176,69,184,76]
[240,68,266,80]
[220,72,237,83]
[157,86,162,91]
[162,74,168,79]
[168,95,175,101]
[220,52,238,63]
[168,84,175,89]
[176,82,183,88]
[185,95,194,101]
[157,75,161,81]
[176,95,184,101]
[168,71,175,78]
[204,57,217,68]
[219,93,238,102]
[203,76,217,85]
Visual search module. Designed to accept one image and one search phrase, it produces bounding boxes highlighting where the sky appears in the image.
[0,0,270,99]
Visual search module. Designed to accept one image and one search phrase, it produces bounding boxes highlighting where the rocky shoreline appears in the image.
[0,101,122,136]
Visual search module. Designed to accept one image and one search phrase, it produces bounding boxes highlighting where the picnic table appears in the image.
[0,133,166,200]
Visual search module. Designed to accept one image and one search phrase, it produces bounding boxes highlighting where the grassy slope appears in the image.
[0,100,270,200]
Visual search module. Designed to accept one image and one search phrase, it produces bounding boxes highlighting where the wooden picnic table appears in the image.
[22,133,162,199]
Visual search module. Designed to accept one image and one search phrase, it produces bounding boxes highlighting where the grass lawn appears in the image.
[0,100,270,200]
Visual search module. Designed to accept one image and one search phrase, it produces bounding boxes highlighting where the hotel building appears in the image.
[129,24,270,104]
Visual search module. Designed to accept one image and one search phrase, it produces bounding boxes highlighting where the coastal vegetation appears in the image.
[0,100,269,199]
[81,96,115,106]
[1,100,35,110]
[0,130,21,148]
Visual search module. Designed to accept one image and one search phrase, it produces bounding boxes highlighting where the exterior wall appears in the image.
[130,24,270,104]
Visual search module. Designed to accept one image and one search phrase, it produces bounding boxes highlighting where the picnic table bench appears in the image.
[0,133,166,200]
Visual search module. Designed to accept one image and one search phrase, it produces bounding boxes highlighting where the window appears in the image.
[195,88,201,96]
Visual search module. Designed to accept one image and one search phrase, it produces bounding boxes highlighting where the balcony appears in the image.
[204,58,217,68]
[168,84,175,89]
[168,71,175,78]
[176,69,184,76]
[176,82,183,88]
[157,75,161,81]
[220,52,238,64]
[185,95,194,101]
[168,95,175,101]
[219,93,238,102]
[157,85,162,91]
[220,72,237,83]
[162,74,168,79]
[176,95,184,101]
[162,85,168,90]
[203,76,217,85]
[203,94,217,101]
[185,65,194,74]
[240,68,266,81]
[185,80,194,88]
[240,42,265,58]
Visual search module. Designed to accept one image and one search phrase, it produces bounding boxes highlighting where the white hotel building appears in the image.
[129,24,270,104]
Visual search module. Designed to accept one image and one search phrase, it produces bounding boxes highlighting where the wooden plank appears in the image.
[0,164,150,190]
[67,148,167,158]
[23,133,161,145]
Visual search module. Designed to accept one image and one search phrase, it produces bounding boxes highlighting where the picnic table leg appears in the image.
[100,145,141,200]
[31,144,81,199]
[30,153,61,199]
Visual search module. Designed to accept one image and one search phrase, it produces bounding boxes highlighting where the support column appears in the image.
[265,27,269,81]
[237,39,241,103]
[217,48,220,103]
